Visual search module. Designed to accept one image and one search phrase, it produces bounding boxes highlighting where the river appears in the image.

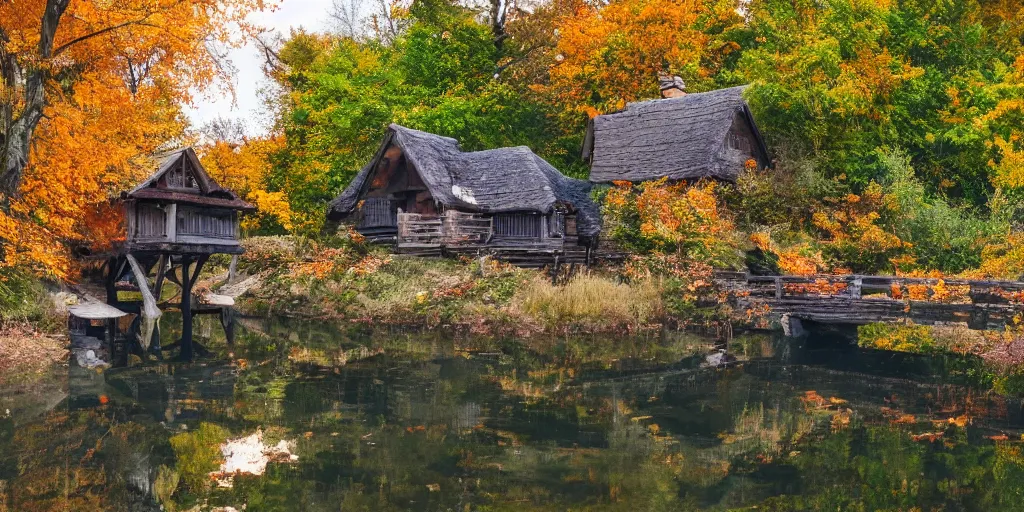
[2,315,1024,511]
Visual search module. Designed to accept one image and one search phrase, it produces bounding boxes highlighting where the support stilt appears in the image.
[180,255,195,362]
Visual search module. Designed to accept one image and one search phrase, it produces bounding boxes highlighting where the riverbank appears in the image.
[0,326,67,386]
[233,235,728,336]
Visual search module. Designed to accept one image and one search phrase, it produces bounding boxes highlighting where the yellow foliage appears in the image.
[991,136,1024,189]
[201,137,292,232]
[543,0,741,116]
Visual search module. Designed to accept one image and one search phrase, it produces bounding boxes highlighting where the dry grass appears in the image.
[516,273,663,329]
[0,325,68,385]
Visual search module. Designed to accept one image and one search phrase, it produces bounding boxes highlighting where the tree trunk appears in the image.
[0,0,71,198]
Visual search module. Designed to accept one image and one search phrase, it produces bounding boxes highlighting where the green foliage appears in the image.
[737,0,1022,207]
[877,148,1009,273]
[858,322,936,353]
[169,422,230,493]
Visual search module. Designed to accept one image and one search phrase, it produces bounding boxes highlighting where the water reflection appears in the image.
[3,315,1024,511]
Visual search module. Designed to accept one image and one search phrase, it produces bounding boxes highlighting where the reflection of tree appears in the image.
[6,323,1024,510]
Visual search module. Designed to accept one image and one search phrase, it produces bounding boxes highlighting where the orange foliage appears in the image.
[201,137,292,232]
[0,0,272,278]
[811,182,912,273]
[749,232,824,275]
[784,279,848,296]
[542,0,741,116]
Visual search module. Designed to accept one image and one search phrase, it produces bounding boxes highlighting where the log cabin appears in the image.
[328,124,601,264]
[582,82,770,184]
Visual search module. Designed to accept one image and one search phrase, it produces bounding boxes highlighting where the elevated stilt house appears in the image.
[328,124,601,265]
[94,147,253,362]
[582,82,770,184]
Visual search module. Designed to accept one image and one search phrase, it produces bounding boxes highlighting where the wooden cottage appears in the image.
[328,124,601,263]
[122,147,254,253]
[98,147,254,361]
[582,84,770,184]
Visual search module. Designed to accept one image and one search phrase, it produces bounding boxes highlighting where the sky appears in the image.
[183,0,336,137]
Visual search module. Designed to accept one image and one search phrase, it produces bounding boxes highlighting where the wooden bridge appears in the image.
[716,272,1024,332]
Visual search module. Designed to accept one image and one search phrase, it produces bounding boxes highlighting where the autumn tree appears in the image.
[541,0,743,118]
[0,0,270,277]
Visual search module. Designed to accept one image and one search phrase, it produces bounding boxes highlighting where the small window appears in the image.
[729,133,750,152]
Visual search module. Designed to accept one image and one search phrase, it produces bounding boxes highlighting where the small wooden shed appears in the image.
[121,147,254,253]
[582,85,770,184]
[98,147,254,362]
[328,124,601,264]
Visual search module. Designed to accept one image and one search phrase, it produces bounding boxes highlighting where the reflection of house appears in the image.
[328,124,601,262]
[582,84,770,184]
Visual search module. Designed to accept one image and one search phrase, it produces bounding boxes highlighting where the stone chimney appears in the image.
[659,75,686,98]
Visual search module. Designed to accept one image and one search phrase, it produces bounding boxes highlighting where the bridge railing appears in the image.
[715,272,1024,305]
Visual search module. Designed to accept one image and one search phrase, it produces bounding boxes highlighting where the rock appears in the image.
[72,348,109,369]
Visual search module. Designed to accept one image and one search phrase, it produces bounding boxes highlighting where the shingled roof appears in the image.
[122,147,255,211]
[328,124,601,236]
[583,85,768,183]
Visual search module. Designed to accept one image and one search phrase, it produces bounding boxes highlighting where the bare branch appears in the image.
[52,18,159,57]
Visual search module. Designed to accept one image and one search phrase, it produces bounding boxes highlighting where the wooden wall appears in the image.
[493,213,542,238]
[127,201,239,247]
[176,207,237,244]
[718,111,765,173]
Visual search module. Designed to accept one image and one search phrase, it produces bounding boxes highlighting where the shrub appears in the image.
[517,273,663,329]
[878,149,1008,274]
[603,179,742,267]
[812,181,913,274]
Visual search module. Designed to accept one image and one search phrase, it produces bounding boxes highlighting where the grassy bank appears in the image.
[234,235,725,335]
[0,269,67,385]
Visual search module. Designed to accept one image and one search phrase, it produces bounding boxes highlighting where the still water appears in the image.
[2,316,1024,511]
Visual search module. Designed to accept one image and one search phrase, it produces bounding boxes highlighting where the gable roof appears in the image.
[583,85,769,183]
[122,147,255,211]
[328,124,601,237]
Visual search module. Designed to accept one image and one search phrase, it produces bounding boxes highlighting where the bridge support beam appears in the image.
[781,313,806,338]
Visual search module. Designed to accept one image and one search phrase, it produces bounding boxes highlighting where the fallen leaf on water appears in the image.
[891,414,916,425]
[911,432,944,442]
[947,415,971,428]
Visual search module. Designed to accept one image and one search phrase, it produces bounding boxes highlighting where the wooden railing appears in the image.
[442,211,492,245]
[356,198,398,229]
[716,272,1024,329]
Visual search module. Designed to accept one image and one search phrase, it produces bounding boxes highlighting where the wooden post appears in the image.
[165,203,177,243]
[227,255,238,284]
[105,257,119,306]
[153,254,167,300]
[220,307,236,346]
[180,255,194,362]
[774,277,783,299]
[850,277,863,299]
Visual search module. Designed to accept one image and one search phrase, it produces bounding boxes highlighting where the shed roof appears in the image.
[583,86,768,183]
[328,124,601,236]
[69,301,128,319]
[123,148,255,211]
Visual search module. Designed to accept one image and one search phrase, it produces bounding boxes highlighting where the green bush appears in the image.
[877,149,1009,274]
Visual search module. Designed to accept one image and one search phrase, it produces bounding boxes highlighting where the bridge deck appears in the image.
[716,272,1024,330]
